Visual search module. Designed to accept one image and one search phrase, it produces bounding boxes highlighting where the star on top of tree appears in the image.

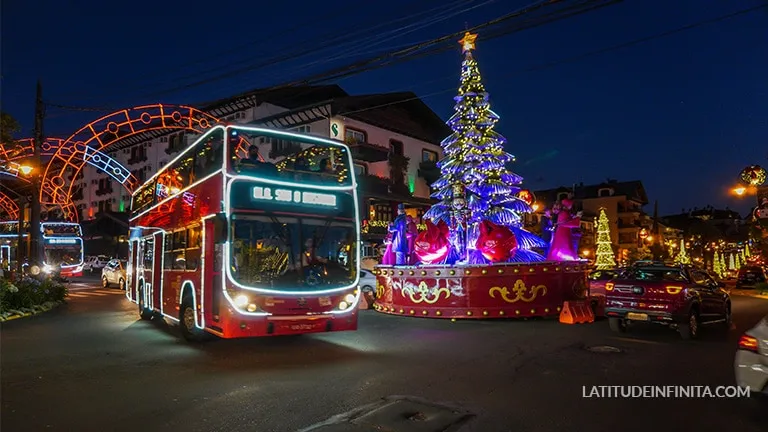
[459,31,477,52]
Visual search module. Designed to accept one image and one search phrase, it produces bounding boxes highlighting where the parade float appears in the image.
[373,32,589,320]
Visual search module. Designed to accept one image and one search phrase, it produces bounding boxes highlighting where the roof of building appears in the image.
[534,180,649,206]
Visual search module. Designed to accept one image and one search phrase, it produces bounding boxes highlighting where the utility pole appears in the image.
[30,80,44,267]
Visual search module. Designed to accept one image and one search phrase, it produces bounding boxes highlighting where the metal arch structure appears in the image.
[0,137,139,188]
[40,104,253,221]
[0,191,20,220]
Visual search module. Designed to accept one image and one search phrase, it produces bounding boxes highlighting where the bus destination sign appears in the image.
[252,186,337,207]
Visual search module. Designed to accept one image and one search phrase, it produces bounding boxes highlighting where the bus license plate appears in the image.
[319,297,331,306]
[627,312,649,321]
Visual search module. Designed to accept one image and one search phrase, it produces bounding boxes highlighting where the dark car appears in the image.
[736,266,767,289]
[604,263,730,340]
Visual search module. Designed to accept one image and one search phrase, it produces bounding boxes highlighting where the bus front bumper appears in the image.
[211,311,358,338]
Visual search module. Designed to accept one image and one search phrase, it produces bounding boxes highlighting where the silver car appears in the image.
[101,259,127,290]
[734,314,768,395]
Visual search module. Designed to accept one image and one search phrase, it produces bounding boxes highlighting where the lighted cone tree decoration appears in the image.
[712,252,722,278]
[745,243,751,257]
[674,239,691,264]
[729,253,736,270]
[594,208,617,270]
[424,31,545,264]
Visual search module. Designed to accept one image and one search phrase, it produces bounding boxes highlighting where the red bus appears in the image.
[0,221,84,277]
[127,125,362,340]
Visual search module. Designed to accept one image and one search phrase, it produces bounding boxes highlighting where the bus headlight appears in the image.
[234,294,249,308]
[338,301,349,310]
[344,293,356,304]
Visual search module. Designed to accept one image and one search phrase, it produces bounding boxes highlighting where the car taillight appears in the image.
[666,286,683,295]
[738,335,759,353]
[605,283,614,291]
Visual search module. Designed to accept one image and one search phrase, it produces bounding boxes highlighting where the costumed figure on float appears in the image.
[372,31,589,320]
[546,198,582,262]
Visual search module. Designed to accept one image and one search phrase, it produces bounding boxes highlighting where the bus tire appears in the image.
[138,285,153,320]
[180,295,204,342]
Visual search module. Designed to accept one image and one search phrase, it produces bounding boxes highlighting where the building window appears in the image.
[353,164,367,176]
[422,149,438,162]
[344,128,366,145]
[390,139,404,156]
[598,188,613,197]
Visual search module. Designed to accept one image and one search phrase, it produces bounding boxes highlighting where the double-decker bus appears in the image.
[0,221,84,277]
[127,125,361,340]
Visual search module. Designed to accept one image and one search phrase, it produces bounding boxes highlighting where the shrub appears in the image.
[0,274,67,314]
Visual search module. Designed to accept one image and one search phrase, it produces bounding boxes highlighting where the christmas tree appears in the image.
[674,239,691,264]
[424,32,545,264]
[594,208,616,270]
[712,252,723,278]
[745,243,751,257]
[729,253,735,270]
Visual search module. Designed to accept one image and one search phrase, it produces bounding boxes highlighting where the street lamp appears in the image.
[18,165,33,176]
[733,186,746,196]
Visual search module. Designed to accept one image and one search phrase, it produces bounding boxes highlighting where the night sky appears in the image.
[2,0,766,216]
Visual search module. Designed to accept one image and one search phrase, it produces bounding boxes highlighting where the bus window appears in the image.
[193,128,224,181]
[163,233,173,270]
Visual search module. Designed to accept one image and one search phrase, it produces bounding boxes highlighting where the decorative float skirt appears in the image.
[373,262,590,319]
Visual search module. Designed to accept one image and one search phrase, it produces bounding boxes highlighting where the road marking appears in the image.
[611,337,664,345]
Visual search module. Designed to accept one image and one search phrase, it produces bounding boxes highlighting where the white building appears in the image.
[72,85,448,244]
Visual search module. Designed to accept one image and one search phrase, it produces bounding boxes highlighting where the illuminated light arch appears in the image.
[0,191,19,220]
[40,104,253,222]
[0,138,66,162]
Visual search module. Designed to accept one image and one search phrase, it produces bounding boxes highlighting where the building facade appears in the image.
[531,180,677,262]
[69,85,447,255]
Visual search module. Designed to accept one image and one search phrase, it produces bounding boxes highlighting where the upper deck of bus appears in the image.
[130,125,357,218]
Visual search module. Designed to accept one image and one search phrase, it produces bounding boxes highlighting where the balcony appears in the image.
[418,160,440,185]
[346,139,389,163]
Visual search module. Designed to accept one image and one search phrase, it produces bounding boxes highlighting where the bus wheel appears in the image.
[180,296,204,342]
[138,286,153,320]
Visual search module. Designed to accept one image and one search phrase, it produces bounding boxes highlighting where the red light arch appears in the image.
[40,104,252,222]
[0,191,19,220]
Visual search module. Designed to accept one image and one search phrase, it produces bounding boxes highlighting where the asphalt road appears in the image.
[1,279,766,432]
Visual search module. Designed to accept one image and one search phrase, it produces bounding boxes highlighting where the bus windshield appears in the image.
[44,244,82,266]
[230,214,358,291]
[227,127,354,187]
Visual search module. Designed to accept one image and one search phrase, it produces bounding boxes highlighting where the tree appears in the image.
[1,111,21,144]
[674,239,691,264]
[424,32,544,264]
[729,253,735,270]
[594,208,617,269]
[745,243,751,258]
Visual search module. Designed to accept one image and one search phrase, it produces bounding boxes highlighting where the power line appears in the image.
[55,0,482,106]
[334,3,768,119]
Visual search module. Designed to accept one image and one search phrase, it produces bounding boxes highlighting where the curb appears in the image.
[0,301,64,322]
[728,289,768,300]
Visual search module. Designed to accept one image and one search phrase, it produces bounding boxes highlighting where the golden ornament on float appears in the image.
[739,165,766,186]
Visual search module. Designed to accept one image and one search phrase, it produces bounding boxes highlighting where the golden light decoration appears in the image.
[739,165,766,187]
[459,32,478,52]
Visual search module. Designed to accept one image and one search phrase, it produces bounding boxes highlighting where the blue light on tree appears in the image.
[424,32,546,264]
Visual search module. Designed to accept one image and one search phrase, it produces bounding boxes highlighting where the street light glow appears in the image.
[18,165,33,176]
[733,186,746,196]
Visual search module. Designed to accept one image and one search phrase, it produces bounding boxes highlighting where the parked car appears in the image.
[604,263,731,339]
[101,259,127,289]
[359,269,377,296]
[588,268,623,317]
[734,314,768,396]
[83,255,110,273]
[736,266,767,289]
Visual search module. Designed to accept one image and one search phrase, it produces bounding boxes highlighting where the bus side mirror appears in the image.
[213,213,228,244]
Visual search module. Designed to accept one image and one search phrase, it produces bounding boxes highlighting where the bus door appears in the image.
[129,239,141,300]
[151,231,164,313]
[136,235,155,310]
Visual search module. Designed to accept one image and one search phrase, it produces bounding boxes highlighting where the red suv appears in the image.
[604,263,731,339]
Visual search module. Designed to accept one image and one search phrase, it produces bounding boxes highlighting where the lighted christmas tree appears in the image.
[712,252,722,277]
[674,239,691,264]
[594,208,617,270]
[735,252,742,270]
[729,253,735,270]
[425,31,545,264]
[745,243,751,257]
